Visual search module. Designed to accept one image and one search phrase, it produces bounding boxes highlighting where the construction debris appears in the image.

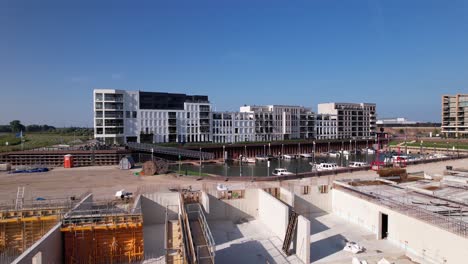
[344,241,364,254]
[377,168,407,179]
[142,160,168,175]
[0,163,11,171]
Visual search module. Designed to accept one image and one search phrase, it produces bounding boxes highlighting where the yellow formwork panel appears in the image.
[62,225,144,264]
[0,219,58,253]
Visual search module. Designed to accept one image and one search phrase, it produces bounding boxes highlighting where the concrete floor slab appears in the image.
[310,214,414,264]
[209,219,303,264]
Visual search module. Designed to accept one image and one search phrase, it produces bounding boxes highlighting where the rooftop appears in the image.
[335,177,468,238]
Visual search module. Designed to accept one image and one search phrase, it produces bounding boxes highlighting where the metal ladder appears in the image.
[282,211,298,256]
[15,186,25,210]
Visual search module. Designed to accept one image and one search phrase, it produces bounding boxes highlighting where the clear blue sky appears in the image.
[1,0,467,127]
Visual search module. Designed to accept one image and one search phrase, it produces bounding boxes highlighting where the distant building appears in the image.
[315,114,338,140]
[239,105,315,141]
[94,89,379,144]
[317,103,376,139]
[376,117,417,126]
[93,89,211,144]
[442,94,468,138]
[212,112,255,143]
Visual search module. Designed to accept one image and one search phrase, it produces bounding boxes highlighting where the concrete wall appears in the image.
[293,187,332,219]
[11,223,63,264]
[141,192,180,225]
[141,192,179,261]
[258,189,289,238]
[295,216,311,264]
[206,189,259,222]
[279,187,294,207]
[200,191,209,213]
[333,189,468,264]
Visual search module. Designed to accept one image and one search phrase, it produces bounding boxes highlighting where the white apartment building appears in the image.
[212,112,255,143]
[239,105,315,141]
[317,102,376,139]
[442,94,468,138]
[93,89,211,144]
[315,114,338,140]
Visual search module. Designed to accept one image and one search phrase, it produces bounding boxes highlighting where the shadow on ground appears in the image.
[215,240,278,264]
[310,234,347,262]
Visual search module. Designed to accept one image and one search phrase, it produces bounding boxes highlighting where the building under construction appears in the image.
[4,167,468,264]
[3,183,311,264]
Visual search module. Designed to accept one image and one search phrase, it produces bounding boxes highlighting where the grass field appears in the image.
[176,169,211,177]
[389,140,468,150]
[0,133,91,152]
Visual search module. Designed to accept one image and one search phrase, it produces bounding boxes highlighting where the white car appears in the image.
[349,162,368,168]
[272,168,294,176]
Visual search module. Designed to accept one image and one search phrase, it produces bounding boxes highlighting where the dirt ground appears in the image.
[0,158,467,203]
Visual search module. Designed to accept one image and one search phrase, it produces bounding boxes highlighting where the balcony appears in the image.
[104,102,124,110]
[104,94,124,102]
[95,102,103,110]
[104,128,124,135]
[104,119,124,127]
[104,111,124,118]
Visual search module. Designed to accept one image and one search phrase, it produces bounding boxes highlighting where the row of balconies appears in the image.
[95,93,124,102]
[95,111,125,118]
[95,119,124,127]
[95,127,124,135]
[95,102,124,110]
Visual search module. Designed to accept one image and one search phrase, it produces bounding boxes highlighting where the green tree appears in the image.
[9,120,25,133]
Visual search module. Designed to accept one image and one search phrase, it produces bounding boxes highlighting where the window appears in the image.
[132,111,137,118]
[126,111,131,118]
[187,112,190,118]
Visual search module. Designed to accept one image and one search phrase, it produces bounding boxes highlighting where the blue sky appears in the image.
[1,0,467,126]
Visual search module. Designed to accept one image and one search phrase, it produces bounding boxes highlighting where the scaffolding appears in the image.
[179,192,215,264]
[165,205,187,264]
[0,196,75,262]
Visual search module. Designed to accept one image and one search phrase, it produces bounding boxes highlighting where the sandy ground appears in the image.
[0,158,467,203]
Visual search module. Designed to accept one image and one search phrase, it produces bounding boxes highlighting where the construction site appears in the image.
[0,144,467,264]
[0,157,467,263]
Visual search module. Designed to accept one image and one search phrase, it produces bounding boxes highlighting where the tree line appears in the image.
[0,120,92,136]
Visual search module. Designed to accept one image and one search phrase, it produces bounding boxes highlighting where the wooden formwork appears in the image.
[61,215,143,264]
[0,209,63,254]
[166,219,185,264]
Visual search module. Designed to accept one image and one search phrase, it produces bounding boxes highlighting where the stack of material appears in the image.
[142,160,168,175]
[119,156,135,170]
[0,163,11,171]
[377,168,407,180]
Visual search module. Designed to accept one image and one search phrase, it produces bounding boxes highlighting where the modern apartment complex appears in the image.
[239,105,315,141]
[94,89,376,144]
[442,94,468,138]
[315,114,338,140]
[317,103,377,139]
[93,89,211,144]
[212,112,255,143]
